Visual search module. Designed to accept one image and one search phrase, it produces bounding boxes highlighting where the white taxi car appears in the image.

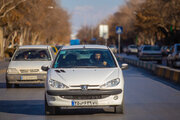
[42,45,128,115]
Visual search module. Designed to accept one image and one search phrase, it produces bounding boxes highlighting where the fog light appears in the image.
[113,96,118,100]
[49,96,56,101]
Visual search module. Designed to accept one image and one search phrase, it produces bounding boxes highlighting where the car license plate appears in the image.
[21,76,37,80]
[72,100,98,106]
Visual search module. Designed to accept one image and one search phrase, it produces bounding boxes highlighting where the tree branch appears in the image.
[0,0,14,13]
[0,0,26,19]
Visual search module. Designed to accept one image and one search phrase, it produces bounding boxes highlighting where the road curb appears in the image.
[120,57,180,85]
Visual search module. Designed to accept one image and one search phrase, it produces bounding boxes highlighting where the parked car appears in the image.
[126,45,138,55]
[123,46,128,53]
[42,45,128,115]
[167,44,180,67]
[6,45,55,88]
[161,46,170,56]
[109,45,118,54]
[138,45,162,64]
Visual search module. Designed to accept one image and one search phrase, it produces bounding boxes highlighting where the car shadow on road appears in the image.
[0,82,44,89]
[0,100,116,116]
[0,100,44,115]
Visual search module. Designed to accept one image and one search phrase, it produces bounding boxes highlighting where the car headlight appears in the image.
[49,79,68,88]
[101,78,120,88]
[7,68,18,74]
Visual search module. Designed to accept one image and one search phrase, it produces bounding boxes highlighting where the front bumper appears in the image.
[46,89,123,107]
[7,74,46,84]
[47,89,122,96]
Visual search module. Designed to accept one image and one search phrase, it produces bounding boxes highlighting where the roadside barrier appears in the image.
[120,57,180,84]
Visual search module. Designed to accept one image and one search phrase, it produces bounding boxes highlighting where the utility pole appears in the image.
[118,34,121,54]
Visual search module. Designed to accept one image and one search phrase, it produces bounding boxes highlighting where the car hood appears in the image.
[8,61,52,72]
[50,68,119,86]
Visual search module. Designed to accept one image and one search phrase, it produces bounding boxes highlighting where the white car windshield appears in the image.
[13,49,51,61]
[143,46,161,51]
[53,49,117,68]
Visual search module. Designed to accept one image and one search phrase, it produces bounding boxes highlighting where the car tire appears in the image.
[114,100,124,114]
[45,94,57,115]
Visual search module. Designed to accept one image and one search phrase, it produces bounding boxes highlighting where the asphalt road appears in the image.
[0,62,180,120]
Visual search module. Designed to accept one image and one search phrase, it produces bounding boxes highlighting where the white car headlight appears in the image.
[101,78,120,88]
[49,79,68,88]
[7,68,19,74]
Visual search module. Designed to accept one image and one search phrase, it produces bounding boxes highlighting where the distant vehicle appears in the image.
[138,45,162,64]
[122,47,128,53]
[161,46,170,56]
[42,45,128,115]
[109,45,117,53]
[167,44,180,67]
[6,45,55,88]
[51,46,58,55]
[126,45,138,55]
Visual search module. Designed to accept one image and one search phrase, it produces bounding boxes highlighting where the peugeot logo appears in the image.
[81,85,88,91]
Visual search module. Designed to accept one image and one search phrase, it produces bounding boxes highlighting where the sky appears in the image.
[57,0,125,36]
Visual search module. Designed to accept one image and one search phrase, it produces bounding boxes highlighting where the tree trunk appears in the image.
[32,33,39,45]
[0,27,4,58]
[11,31,17,48]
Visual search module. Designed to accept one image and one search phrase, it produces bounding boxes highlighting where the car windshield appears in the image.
[130,45,137,48]
[109,45,116,48]
[143,46,161,51]
[53,48,117,68]
[13,49,51,61]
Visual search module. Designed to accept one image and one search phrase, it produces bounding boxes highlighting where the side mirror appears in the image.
[41,65,49,71]
[121,63,128,70]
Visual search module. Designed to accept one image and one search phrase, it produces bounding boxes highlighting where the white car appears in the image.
[138,45,162,64]
[42,45,128,115]
[6,45,55,88]
[167,44,180,67]
[126,45,138,55]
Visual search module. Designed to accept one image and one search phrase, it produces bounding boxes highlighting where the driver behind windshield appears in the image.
[91,52,107,67]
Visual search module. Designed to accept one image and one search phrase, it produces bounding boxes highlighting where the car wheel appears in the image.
[45,94,57,115]
[114,100,124,114]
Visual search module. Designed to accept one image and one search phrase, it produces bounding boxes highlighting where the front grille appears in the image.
[60,95,110,100]
[20,69,39,73]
